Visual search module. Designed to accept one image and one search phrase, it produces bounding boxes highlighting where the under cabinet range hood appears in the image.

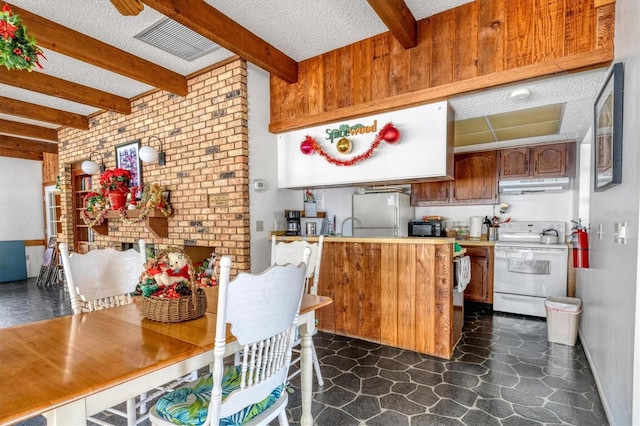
[498,177,571,193]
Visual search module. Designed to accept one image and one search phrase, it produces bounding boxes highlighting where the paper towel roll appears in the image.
[470,216,483,238]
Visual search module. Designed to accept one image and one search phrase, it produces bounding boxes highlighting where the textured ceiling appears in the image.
[0,0,607,149]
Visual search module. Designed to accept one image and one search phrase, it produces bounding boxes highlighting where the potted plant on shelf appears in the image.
[84,191,106,212]
[100,168,131,210]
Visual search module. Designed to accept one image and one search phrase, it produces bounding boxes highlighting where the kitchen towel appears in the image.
[455,255,471,292]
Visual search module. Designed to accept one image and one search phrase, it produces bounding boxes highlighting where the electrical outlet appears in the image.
[256,220,264,232]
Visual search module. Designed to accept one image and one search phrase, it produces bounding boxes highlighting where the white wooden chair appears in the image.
[149,252,309,425]
[59,241,195,426]
[59,241,146,315]
[271,234,325,386]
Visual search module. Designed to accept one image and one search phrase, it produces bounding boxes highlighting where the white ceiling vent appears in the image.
[134,18,220,61]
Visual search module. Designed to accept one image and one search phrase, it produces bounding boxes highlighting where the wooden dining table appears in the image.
[0,293,332,426]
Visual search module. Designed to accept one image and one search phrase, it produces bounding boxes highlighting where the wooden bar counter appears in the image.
[274,236,457,359]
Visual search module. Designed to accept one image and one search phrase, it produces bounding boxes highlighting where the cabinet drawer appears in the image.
[464,246,490,258]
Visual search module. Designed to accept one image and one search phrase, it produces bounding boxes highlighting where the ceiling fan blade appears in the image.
[109,0,144,16]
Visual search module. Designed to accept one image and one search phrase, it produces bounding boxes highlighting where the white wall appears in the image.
[247,65,358,272]
[576,1,640,424]
[0,157,45,277]
[416,190,574,234]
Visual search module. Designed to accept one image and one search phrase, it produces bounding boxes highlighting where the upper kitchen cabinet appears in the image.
[452,152,498,203]
[277,101,454,189]
[411,151,498,206]
[500,142,575,180]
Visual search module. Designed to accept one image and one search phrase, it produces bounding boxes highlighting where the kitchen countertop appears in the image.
[457,240,496,247]
[271,234,455,245]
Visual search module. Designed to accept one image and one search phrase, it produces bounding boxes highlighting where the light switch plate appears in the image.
[614,222,627,244]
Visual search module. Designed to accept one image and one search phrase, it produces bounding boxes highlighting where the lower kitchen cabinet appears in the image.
[316,239,457,359]
[461,245,494,304]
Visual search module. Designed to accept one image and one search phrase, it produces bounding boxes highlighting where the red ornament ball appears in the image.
[300,139,315,155]
[383,126,401,144]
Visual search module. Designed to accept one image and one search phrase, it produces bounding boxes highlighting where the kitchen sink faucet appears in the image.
[341,217,362,236]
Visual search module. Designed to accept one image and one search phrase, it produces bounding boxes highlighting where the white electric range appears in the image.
[493,221,568,317]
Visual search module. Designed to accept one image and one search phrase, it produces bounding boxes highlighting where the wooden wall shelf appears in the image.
[87,209,171,238]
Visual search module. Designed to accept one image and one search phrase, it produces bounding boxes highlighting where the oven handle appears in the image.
[495,247,567,256]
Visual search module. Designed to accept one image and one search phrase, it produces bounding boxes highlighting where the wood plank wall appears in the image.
[317,241,454,359]
[270,0,615,133]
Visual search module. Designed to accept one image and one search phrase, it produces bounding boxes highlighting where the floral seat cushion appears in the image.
[156,366,283,426]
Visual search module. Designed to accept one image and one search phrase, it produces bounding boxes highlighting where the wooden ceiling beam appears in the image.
[0,119,58,141]
[140,0,299,83]
[367,0,417,49]
[0,147,43,161]
[0,96,89,129]
[0,68,131,115]
[0,134,58,154]
[7,3,188,96]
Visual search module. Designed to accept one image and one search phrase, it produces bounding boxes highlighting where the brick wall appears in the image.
[57,59,251,272]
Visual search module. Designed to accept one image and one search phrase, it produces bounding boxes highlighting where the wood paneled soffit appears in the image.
[0,68,131,115]
[269,0,616,133]
[0,96,89,130]
[0,119,58,141]
[7,3,188,96]
[141,0,299,84]
[270,47,613,134]
[367,0,417,48]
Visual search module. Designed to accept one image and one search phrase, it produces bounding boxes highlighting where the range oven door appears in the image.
[494,246,568,297]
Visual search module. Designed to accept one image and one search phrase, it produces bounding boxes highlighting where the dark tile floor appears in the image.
[2,278,608,425]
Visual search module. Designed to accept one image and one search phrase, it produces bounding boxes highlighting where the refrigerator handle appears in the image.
[394,207,398,227]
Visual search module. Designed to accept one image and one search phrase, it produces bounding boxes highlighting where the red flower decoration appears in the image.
[0,19,17,40]
[99,168,132,194]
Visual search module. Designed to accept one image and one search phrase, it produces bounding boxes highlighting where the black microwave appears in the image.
[408,220,447,237]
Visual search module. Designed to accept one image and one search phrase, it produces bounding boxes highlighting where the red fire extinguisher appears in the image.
[572,229,589,268]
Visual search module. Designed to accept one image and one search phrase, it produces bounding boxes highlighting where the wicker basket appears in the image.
[141,289,207,322]
[139,247,207,322]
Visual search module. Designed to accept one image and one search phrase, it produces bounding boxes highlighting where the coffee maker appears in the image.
[285,210,301,236]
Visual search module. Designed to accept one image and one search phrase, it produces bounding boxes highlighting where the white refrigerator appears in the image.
[352,192,414,237]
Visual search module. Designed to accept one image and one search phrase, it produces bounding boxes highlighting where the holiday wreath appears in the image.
[0,4,45,71]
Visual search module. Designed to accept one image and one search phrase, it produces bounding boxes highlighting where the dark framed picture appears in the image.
[594,62,624,191]
[115,139,142,197]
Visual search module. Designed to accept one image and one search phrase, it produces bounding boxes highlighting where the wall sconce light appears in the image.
[139,136,166,166]
[81,152,105,174]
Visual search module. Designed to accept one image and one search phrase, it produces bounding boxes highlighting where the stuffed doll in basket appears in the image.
[149,252,190,287]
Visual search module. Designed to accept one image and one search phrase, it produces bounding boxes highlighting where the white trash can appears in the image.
[544,296,582,346]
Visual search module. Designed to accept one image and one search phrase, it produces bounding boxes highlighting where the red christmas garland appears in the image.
[300,122,400,167]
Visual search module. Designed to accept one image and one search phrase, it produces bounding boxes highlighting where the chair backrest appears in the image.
[271,234,323,295]
[59,241,146,314]
[208,251,309,423]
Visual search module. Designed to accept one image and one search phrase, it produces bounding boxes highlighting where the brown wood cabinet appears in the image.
[461,245,494,304]
[411,151,498,206]
[316,239,456,359]
[500,142,575,180]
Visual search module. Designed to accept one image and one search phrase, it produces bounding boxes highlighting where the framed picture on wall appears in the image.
[115,139,142,197]
[594,62,624,191]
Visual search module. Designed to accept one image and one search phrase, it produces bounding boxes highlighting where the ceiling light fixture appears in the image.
[510,88,531,100]
[81,152,105,174]
[139,136,166,166]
